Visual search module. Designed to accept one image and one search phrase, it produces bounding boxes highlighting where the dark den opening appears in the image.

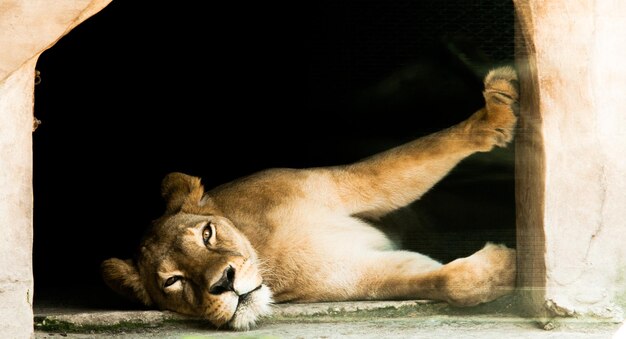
[33,0,516,309]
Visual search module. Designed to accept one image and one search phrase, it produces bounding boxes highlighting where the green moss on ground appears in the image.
[34,295,522,334]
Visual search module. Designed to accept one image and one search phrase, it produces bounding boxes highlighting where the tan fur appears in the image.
[101,67,519,330]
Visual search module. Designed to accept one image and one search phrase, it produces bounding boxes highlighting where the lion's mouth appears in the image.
[227,284,273,331]
[237,284,263,306]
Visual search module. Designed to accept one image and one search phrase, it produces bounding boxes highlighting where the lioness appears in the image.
[102,66,518,330]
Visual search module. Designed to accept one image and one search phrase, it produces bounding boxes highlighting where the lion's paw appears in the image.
[440,242,516,307]
[467,66,519,150]
[484,66,519,107]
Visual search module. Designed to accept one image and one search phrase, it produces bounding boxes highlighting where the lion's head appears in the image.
[101,173,272,330]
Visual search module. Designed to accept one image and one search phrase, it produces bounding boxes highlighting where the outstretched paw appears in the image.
[484,66,519,109]
[440,242,516,307]
[467,66,519,150]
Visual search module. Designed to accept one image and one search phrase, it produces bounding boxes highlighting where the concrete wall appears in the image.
[514,0,626,322]
[0,1,111,338]
[0,56,36,339]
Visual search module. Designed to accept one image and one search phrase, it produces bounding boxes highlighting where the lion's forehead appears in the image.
[150,213,209,237]
[145,232,209,272]
[157,257,181,275]
[142,213,207,253]
[135,240,184,280]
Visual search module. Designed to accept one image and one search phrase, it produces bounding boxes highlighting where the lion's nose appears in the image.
[209,265,236,295]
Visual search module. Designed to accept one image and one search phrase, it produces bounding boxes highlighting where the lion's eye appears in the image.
[164,275,182,288]
[202,222,213,245]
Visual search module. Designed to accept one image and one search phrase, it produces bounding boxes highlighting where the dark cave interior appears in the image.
[32,0,516,309]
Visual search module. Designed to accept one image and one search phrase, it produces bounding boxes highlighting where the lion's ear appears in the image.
[101,258,152,306]
[161,172,206,214]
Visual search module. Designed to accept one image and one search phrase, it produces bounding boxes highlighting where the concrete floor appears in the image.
[34,319,623,339]
[34,297,624,339]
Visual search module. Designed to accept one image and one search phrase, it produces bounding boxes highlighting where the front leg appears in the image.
[328,66,519,219]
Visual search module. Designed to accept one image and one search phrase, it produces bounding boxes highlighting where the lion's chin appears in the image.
[228,284,273,331]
